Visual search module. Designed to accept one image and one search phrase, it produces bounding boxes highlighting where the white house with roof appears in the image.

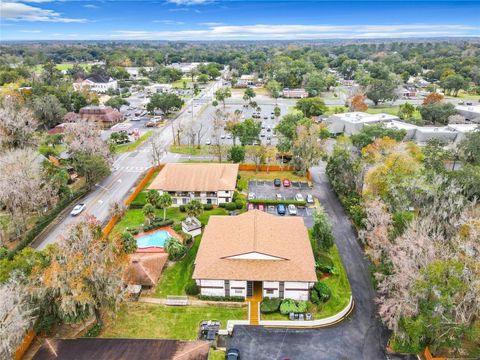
[148,163,239,206]
[192,210,317,301]
[73,74,117,93]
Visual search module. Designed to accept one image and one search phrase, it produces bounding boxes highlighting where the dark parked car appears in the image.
[277,203,286,215]
[274,178,281,187]
[227,348,240,360]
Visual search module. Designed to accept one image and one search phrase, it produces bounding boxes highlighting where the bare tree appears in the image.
[0,96,38,149]
[0,148,56,236]
[196,122,205,149]
[209,109,227,162]
[0,275,35,360]
[63,120,111,160]
[108,200,127,219]
[246,145,267,172]
[448,114,466,124]
[149,136,166,167]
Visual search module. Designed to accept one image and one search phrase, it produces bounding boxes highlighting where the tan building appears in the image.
[79,105,123,128]
[193,210,317,301]
[148,163,239,206]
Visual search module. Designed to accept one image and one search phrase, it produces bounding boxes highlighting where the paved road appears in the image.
[228,163,390,360]
[35,79,223,250]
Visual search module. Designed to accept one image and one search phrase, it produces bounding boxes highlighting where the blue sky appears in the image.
[1,1,480,41]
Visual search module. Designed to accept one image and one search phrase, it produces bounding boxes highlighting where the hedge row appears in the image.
[129,201,145,209]
[197,295,245,302]
[248,199,307,206]
[8,187,88,259]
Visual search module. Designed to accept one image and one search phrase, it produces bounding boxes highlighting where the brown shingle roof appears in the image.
[192,210,317,282]
[123,253,168,287]
[148,163,239,192]
[33,338,210,360]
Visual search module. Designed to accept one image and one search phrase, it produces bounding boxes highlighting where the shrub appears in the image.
[197,295,244,302]
[260,298,282,313]
[165,238,187,260]
[219,203,227,208]
[311,206,335,251]
[85,323,102,337]
[225,202,237,211]
[172,223,182,232]
[179,205,186,212]
[129,201,145,209]
[203,204,213,210]
[185,279,200,295]
[121,232,137,254]
[126,227,139,235]
[279,299,308,315]
[248,199,307,206]
[310,281,331,305]
[315,253,334,273]
[150,219,174,228]
[390,211,414,240]
[235,199,244,209]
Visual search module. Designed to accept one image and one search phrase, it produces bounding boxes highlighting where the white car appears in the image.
[295,193,304,202]
[288,204,297,215]
[276,194,282,200]
[71,203,86,216]
[306,194,314,204]
[221,134,226,139]
[248,192,255,201]
[226,134,232,139]
[205,139,211,145]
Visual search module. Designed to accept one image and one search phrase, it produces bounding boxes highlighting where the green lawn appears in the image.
[154,236,201,298]
[209,349,226,360]
[102,302,247,340]
[32,63,93,73]
[262,244,352,321]
[172,77,195,89]
[237,170,307,191]
[169,144,210,156]
[114,131,154,154]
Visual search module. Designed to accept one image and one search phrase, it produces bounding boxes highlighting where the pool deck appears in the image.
[134,227,182,254]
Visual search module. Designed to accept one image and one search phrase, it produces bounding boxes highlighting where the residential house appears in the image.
[192,210,317,301]
[148,163,239,206]
[73,74,118,93]
[123,253,168,288]
[79,105,123,128]
[282,88,309,98]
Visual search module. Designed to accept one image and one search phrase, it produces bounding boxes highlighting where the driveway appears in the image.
[227,164,390,360]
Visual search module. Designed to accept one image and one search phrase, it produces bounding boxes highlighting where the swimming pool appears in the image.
[136,230,172,248]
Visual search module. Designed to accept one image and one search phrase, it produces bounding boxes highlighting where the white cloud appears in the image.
[152,20,185,25]
[199,22,224,26]
[111,24,480,40]
[18,29,41,33]
[167,0,210,5]
[83,4,99,9]
[0,2,87,23]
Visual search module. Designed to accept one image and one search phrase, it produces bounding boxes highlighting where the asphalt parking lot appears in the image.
[248,179,315,228]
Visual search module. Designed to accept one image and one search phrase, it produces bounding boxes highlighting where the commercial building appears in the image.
[282,88,309,98]
[73,74,118,93]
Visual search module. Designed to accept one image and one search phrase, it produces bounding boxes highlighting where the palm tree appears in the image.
[158,193,172,221]
[142,203,155,225]
[185,199,203,219]
[146,190,161,208]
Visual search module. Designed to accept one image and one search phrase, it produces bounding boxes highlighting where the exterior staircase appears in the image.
[247,282,262,325]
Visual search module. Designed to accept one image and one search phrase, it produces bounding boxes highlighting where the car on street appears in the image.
[271,115,275,119]
[263,115,268,119]
[277,203,286,215]
[283,178,291,187]
[260,133,266,137]
[221,134,226,139]
[267,127,271,132]
[257,204,265,211]
[295,193,304,201]
[274,178,281,187]
[288,204,297,215]
[306,194,314,204]
[227,348,240,360]
[70,203,86,216]
[248,203,255,211]
[205,139,211,145]
[226,134,232,139]
[248,192,255,200]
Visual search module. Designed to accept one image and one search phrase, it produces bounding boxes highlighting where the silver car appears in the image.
[70,203,86,216]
